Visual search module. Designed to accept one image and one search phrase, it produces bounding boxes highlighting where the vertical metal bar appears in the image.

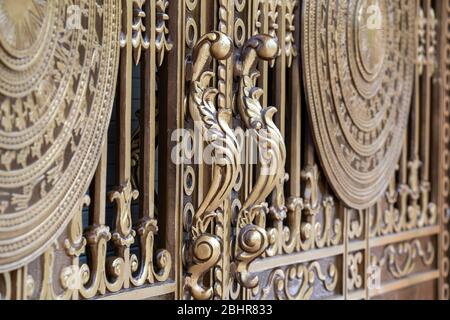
[364,208,370,300]
[140,0,157,221]
[217,0,235,300]
[434,0,450,300]
[400,133,408,191]
[171,0,186,299]
[289,55,301,197]
[411,0,421,164]
[343,207,349,300]
[157,0,179,296]
[421,0,432,183]
[116,0,133,289]
[15,268,22,300]
[174,0,186,299]
[118,0,133,184]
[91,143,107,226]
[275,0,286,137]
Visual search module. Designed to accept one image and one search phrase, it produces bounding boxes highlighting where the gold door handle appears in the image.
[232,34,287,289]
[185,31,240,300]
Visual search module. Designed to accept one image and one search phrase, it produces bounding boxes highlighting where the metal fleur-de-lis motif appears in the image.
[109,180,139,247]
[156,0,173,66]
[285,0,297,67]
[132,0,150,64]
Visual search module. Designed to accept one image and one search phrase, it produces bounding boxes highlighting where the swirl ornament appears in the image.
[253,261,338,300]
[0,0,120,272]
[187,234,221,300]
[302,0,415,209]
[232,217,268,288]
[371,239,435,279]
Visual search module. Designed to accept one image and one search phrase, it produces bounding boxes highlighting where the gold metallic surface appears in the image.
[0,0,120,272]
[302,0,416,209]
[0,0,449,301]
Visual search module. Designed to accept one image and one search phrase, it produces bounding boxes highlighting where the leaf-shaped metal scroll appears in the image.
[232,34,286,288]
[185,32,240,300]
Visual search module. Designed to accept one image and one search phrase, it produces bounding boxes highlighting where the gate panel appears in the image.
[0,0,449,300]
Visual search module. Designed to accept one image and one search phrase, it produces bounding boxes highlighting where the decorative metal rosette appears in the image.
[302,0,415,209]
[0,0,120,271]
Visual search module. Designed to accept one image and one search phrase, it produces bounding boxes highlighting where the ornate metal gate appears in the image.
[0,0,449,300]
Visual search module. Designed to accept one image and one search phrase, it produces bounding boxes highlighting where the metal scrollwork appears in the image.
[348,252,363,291]
[265,164,342,256]
[232,34,285,289]
[184,31,239,300]
[253,261,338,300]
[371,239,435,279]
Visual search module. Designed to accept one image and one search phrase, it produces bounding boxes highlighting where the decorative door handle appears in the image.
[185,32,240,300]
[232,34,287,289]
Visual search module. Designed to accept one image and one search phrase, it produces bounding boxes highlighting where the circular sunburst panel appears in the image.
[0,0,120,272]
[302,0,415,209]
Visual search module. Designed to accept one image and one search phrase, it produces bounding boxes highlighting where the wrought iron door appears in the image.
[0,0,449,300]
